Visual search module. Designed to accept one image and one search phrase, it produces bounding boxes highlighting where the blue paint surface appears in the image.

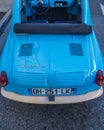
[0,0,103,98]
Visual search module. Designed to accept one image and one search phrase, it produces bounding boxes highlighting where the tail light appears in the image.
[96,70,104,86]
[0,71,8,87]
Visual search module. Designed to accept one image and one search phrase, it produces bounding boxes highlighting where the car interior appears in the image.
[21,0,82,23]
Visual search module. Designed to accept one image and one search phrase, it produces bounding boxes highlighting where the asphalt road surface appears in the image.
[0,0,13,12]
[0,0,104,130]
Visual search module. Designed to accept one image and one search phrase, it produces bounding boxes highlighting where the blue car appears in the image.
[0,0,103,104]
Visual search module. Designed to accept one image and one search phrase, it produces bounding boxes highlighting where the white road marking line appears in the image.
[100,3,104,16]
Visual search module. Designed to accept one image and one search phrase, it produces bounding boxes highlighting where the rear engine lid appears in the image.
[12,35,94,88]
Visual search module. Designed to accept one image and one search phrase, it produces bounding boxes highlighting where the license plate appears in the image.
[28,88,76,96]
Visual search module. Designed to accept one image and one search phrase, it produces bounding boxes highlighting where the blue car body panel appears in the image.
[1,32,103,95]
[0,0,103,102]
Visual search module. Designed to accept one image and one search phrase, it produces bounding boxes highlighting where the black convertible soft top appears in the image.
[14,23,92,35]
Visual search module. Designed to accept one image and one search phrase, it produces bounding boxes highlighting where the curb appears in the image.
[0,9,12,31]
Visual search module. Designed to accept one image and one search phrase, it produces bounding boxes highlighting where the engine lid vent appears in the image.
[19,44,33,56]
[69,43,84,56]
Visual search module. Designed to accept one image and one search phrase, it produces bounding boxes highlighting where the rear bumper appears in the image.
[1,87,103,104]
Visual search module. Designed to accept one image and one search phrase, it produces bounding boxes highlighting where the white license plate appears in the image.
[28,88,76,96]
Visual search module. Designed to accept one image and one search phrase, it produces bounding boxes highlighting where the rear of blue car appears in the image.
[0,0,103,104]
